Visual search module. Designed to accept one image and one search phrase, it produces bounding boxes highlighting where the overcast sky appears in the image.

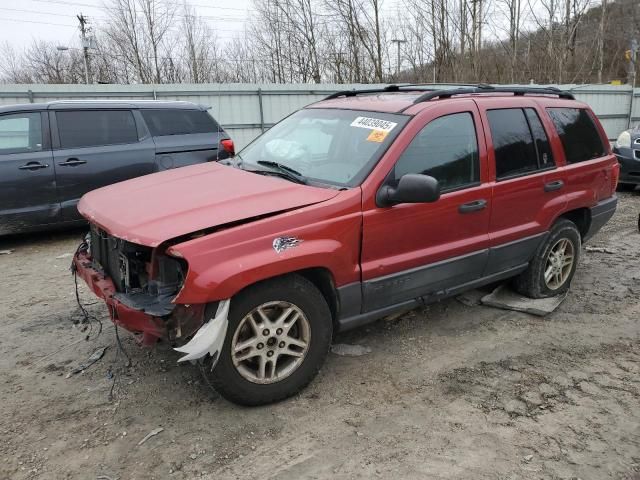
[0,0,253,50]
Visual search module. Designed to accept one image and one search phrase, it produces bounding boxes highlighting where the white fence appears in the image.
[0,83,638,147]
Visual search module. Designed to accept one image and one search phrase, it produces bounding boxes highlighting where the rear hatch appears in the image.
[141,108,232,167]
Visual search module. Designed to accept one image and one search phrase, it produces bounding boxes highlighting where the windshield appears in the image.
[238,108,409,187]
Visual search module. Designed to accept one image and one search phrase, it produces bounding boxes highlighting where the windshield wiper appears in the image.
[256,160,308,184]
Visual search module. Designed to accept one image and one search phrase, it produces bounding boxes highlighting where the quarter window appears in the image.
[141,109,220,136]
[56,110,138,149]
[0,112,42,155]
[547,107,605,163]
[393,112,479,191]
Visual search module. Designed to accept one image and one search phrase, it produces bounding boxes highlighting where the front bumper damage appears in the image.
[73,246,230,361]
[73,249,168,344]
[174,300,230,365]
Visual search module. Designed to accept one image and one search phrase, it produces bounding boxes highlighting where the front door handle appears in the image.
[544,180,564,192]
[458,199,487,213]
[18,162,49,170]
[58,158,87,167]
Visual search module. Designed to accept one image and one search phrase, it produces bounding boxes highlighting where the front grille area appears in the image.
[89,224,151,293]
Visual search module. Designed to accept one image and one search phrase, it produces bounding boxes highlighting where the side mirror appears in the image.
[376,173,440,207]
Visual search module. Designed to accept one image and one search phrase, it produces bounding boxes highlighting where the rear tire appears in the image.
[203,274,332,406]
[513,219,581,299]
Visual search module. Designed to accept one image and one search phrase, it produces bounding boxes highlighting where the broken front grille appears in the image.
[89,224,151,293]
[88,224,185,317]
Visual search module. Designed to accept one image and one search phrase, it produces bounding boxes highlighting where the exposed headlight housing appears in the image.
[616,130,631,149]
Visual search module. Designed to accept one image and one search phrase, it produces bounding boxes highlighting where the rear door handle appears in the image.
[18,162,49,170]
[58,158,87,167]
[544,180,564,192]
[458,199,487,213]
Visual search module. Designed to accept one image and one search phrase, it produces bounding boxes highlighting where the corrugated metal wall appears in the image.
[0,83,638,147]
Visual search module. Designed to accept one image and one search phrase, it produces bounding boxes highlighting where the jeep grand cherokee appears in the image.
[72,85,618,406]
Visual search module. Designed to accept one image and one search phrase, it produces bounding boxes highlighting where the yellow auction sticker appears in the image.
[367,129,388,142]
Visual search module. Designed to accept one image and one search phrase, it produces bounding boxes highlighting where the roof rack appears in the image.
[323,84,408,100]
[411,85,574,104]
[323,83,492,100]
[323,84,574,102]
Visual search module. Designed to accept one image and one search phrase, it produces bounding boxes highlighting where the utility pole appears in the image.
[597,0,606,84]
[627,39,638,128]
[391,39,406,78]
[77,14,91,84]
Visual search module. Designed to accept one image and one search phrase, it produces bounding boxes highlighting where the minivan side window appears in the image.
[141,109,220,136]
[0,112,42,155]
[547,107,606,163]
[393,112,479,192]
[56,110,138,149]
[487,108,540,179]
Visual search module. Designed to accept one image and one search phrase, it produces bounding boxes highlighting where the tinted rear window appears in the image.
[487,108,539,178]
[141,109,220,136]
[57,110,138,148]
[547,108,606,163]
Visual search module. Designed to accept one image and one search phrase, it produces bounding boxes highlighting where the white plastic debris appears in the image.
[137,427,164,446]
[174,299,230,365]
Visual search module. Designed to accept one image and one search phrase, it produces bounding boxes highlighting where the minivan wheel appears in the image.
[203,274,332,406]
[513,219,581,299]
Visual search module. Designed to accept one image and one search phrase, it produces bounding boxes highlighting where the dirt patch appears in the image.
[1,193,639,480]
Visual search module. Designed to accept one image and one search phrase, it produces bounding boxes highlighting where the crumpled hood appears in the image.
[78,162,340,247]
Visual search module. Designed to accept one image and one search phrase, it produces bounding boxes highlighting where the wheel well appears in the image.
[238,268,339,327]
[559,208,591,239]
[295,268,339,327]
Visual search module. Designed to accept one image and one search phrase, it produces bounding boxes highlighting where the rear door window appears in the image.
[0,112,43,155]
[56,110,138,148]
[141,109,220,136]
[547,107,606,163]
[524,108,554,168]
[487,108,539,179]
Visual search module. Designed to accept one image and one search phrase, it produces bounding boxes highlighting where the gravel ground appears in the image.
[1,192,639,480]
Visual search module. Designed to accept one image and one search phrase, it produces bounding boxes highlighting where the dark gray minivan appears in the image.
[0,100,233,235]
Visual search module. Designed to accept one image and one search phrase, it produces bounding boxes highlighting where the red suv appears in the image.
[73,85,619,405]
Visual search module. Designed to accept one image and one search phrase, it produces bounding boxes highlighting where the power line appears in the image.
[0,17,77,28]
[0,15,250,37]
[0,6,249,25]
[29,0,254,13]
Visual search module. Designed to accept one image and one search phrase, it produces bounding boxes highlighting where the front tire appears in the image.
[203,274,332,406]
[514,219,581,298]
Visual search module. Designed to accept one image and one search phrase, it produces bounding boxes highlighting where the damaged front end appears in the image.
[73,224,205,346]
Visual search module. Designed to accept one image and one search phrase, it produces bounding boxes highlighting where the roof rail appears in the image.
[323,84,406,100]
[411,85,574,104]
[323,83,492,100]
[323,84,573,103]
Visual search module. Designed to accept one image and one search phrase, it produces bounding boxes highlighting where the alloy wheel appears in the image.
[544,238,575,290]
[231,301,311,384]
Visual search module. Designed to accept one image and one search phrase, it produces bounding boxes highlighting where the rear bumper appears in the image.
[584,196,617,242]
[73,250,167,344]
